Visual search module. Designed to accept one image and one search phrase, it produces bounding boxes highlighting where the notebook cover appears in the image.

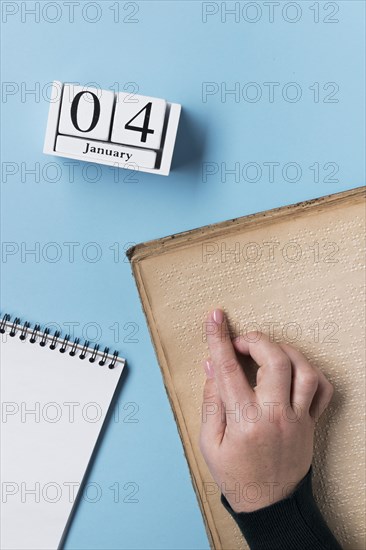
[0,321,125,550]
[127,187,366,550]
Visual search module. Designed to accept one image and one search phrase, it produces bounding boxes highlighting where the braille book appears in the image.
[127,187,365,550]
[0,316,126,550]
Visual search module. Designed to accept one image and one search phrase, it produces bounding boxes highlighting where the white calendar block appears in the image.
[58,84,115,141]
[111,93,166,150]
[44,81,181,176]
[56,135,157,169]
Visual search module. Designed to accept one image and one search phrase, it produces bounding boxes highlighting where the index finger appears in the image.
[206,309,254,406]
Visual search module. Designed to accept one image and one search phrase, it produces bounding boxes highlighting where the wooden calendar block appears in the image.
[58,84,115,141]
[44,81,181,176]
[56,135,157,169]
[111,93,166,150]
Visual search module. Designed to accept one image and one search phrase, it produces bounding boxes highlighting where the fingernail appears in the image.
[213,308,224,325]
[204,359,214,379]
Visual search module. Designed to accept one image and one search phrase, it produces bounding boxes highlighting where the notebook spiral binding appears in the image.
[0,313,125,369]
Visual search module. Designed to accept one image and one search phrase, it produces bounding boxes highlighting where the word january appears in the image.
[82,142,132,161]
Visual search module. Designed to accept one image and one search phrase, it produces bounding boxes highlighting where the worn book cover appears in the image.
[127,187,365,550]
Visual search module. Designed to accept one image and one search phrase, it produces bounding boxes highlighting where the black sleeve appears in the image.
[220,467,342,550]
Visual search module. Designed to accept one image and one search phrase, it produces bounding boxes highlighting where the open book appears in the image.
[127,187,365,550]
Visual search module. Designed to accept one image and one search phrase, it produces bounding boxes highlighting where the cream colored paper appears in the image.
[128,187,365,550]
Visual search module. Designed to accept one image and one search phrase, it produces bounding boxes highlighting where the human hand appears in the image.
[199,309,334,513]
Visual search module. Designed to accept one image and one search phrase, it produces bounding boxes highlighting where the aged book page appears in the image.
[128,187,365,550]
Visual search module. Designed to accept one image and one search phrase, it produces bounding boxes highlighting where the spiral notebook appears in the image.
[0,314,126,550]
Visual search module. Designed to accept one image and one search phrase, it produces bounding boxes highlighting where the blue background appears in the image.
[1,1,365,548]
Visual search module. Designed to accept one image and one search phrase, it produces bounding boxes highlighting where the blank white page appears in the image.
[0,326,125,550]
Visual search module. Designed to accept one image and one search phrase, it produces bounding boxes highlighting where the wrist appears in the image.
[221,467,342,550]
[225,478,302,513]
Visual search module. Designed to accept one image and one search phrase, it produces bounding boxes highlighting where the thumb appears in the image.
[199,360,226,454]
